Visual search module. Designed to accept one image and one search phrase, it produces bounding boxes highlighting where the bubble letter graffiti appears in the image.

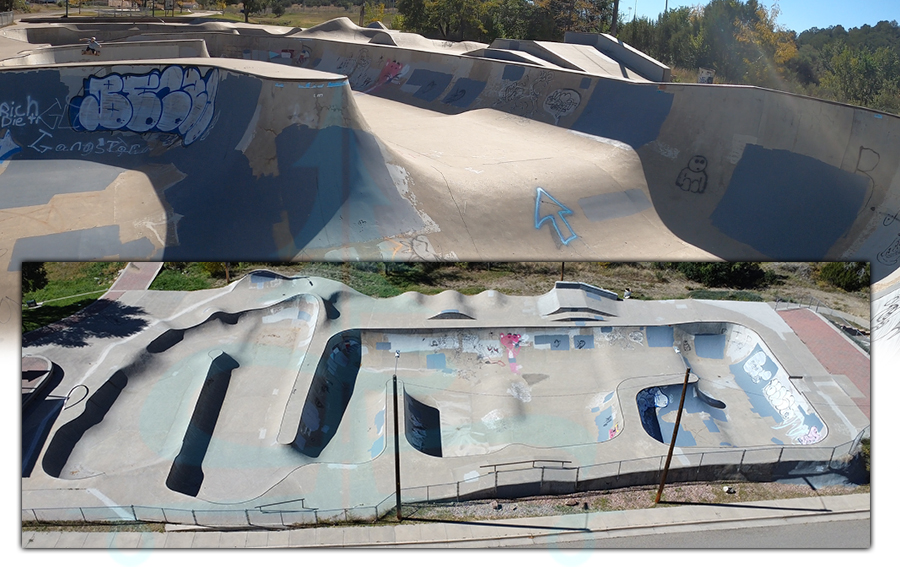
[69,66,219,146]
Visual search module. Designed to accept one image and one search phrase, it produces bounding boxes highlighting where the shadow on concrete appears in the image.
[166,352,240,497]
[41,369,129,478]
[23,299,150,349]
[292,330,362,458]
[22,363,67,478]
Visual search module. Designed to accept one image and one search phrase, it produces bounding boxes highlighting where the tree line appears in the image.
[393,0,900,114]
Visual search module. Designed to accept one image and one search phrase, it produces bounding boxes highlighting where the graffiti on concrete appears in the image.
[877,234,900,265]
[854,146,880,209]
[27,129,150,156]
[873,296,900,341]
[0,130,21,162]
[1,96,43,129]
[499,332,522,373]
[534,187,577,245]
[676,155,709,193]
[494,70,552,118]
[744,350,773,383]
[542,88,581,125]
[762,378,822,444]
[70,66,219,146]
[362,59,408,94]
[628,330,644,345]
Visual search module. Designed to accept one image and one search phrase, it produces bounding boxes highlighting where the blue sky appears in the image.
[629,0,900,34]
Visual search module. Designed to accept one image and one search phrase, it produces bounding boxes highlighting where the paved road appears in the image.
[519,515,870,549]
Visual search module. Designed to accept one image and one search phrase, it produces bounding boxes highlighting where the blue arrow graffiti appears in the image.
[534,187,577,245]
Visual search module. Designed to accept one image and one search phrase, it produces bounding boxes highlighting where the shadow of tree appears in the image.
[23,299,150,348]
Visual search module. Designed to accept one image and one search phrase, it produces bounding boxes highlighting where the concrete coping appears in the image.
[0,56,347,82]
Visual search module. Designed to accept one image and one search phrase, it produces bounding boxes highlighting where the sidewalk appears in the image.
[21,493,869,549]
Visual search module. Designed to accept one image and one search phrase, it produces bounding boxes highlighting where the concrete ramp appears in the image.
[1,18,899,297]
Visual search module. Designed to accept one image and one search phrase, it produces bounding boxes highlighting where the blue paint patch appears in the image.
[405,69,453,102]
[426,353,447,369]
[535,335,570,350]
[578,189,651,222]
[368,436,384,458]
[694,334,726,359]
[797,405,826,433]
[502,65,525,81]
[296,311,312,322]
[603,392,614,404]
[573,335,594,350]
[573,81,674,148]
[720,442,733,447]
[711,145,868,258]
[594,407,614,442]
[703,418,720,433]
[600,327,612,333]
[375,342,392,351]
[771,437,784,445]
[441,78,486,108]
[591,406,599,413]
[658,420,697,447]
[579,77,592,90]
[646,326,674,347]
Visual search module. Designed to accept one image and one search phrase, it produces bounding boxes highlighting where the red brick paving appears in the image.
[778,308,870,419]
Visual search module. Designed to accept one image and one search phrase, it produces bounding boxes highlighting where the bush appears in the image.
[656,262,770,289]
[815,262,869,292]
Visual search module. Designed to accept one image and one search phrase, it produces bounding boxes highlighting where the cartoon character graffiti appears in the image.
[495,71,552,118]
[676,155,709,193]
[542,88,581,125]
[499,333,522,373]
[362,60,408,94]
[69,66,219,146]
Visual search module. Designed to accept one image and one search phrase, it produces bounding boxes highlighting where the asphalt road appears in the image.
[516,515,870,549]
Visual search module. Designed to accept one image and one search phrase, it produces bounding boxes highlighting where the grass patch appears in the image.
[148,264,216,291]
[22,262,127,334]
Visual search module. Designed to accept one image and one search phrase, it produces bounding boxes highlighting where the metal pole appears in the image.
[392,351,402,521]
[655,367,691,504]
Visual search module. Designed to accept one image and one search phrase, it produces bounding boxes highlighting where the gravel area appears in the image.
[402,481,870,522]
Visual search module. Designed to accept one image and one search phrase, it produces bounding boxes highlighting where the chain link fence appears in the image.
[23,426,869,528]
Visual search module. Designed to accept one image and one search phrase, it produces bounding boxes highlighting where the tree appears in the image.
[241,0,270,23]
[22,263,48,294]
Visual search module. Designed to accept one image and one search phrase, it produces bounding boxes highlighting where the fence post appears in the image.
[80,508,86,523]
[191,510,197,525]
[697,452,704,481]
[161,508,168,524]
[131,505,136,521]
[245,509,251,527]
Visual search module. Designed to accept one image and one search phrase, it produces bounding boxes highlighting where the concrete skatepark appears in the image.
[22,270,870,528]
[2,11,882,548]
[0,15,899,283]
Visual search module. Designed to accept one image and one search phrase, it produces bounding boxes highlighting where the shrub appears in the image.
[815,262,869,292]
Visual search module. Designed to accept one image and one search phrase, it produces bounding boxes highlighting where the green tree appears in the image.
[22,263,49,294]
[241,0,270,22]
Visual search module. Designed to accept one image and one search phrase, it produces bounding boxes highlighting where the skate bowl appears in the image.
[0,17,899,284]
[21,274,869,523]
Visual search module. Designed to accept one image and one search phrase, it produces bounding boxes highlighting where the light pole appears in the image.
[392,350,402,521]
[655,367,691,504]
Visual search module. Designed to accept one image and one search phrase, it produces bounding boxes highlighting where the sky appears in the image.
[628,0,900,34]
